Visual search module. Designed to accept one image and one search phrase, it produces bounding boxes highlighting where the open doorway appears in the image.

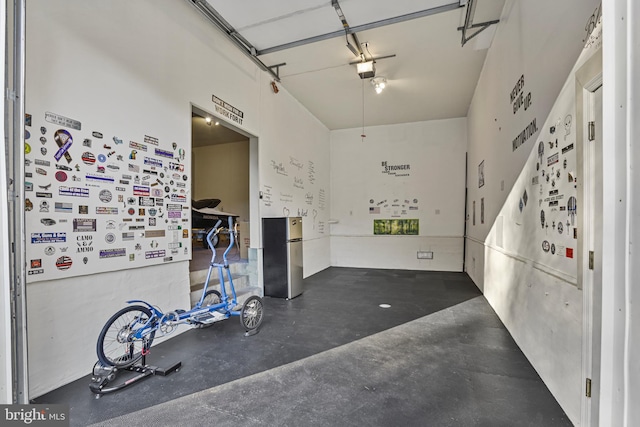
[190,105,250,273]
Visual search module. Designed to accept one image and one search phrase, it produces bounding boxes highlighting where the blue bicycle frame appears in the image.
[124,216,241,340]
[95,214,263,379]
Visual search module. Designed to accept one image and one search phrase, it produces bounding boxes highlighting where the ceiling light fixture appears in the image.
[215,121,219,126]
[205,117,212,125]
[356,60,375,79]
[371,76,387,94]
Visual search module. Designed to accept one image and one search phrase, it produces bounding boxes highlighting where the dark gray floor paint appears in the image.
[34,268,571,426]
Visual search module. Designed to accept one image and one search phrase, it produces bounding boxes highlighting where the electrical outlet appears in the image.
[417,251,433,259]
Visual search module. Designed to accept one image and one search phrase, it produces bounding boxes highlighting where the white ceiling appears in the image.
[192,112,248,147]
[203,0,505,130]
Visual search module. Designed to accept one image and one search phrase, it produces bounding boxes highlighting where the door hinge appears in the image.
[586,378,592,397]
[589,251,594,270]
[588,121,596,141]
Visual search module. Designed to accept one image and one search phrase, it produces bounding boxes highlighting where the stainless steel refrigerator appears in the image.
[262,217,303,299]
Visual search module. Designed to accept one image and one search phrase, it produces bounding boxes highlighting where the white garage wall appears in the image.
[258,81,332,278]
[330,118,466,271]
[465,0,601,285]
[465,0,601,424]
[25,0,330,397]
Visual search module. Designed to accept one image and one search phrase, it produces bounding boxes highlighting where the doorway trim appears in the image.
[190,103,262,290]
[575,47,602,427]
[5,0,30,404]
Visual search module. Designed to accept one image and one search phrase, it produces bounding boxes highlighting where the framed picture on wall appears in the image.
[373,219,419,235]
[478,160,485,188]
[473,200,476,226]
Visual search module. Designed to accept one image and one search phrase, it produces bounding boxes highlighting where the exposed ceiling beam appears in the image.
[186,0,282,81]
[258,2,462,56]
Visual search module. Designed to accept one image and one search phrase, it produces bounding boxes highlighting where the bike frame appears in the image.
[125,216,241,340]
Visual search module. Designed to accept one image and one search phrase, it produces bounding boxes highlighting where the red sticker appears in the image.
[566,248,574,258]
[55,170,68,182]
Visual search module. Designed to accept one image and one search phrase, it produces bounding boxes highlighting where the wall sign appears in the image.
[509,74,539,152]
[510,75,532,115]
[381,161,411,177]
[472,200,476,226]
[212,95,244,125]
[45,111,81,130]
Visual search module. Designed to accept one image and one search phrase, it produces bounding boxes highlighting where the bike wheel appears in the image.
[240,296,264,331]
[97,305,156,368]
[200,289,221,307]
[193,289,223,329]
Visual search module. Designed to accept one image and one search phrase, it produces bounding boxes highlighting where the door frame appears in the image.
[6,0,30,404]
[575,48,602,427]
[190,103,262,288]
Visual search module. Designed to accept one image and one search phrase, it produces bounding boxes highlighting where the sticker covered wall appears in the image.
[492,74,578,276]
[486,16,602,280]
[24,111,191,282]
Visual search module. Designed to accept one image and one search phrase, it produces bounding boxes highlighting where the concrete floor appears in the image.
[34,268,571,426]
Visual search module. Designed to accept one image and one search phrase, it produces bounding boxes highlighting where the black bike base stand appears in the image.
[244,328,260,337]
[89,356,181,398]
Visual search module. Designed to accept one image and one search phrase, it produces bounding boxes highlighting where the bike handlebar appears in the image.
[206,219,222,250]
[205,216,237,264]
[222,216,235,262]
[228,216,235,246]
